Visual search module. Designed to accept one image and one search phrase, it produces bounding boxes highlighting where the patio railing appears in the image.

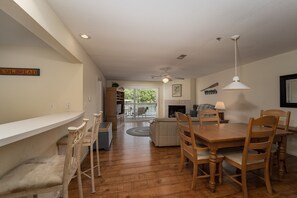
[124,102,157,119]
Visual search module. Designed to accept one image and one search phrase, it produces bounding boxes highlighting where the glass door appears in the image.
[124,88,157,120]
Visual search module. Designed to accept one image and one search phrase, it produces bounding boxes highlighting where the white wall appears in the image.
[196,49,297,155]
[0,46,82,124]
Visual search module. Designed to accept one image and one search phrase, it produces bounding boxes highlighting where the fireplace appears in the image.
[168,105,186,118]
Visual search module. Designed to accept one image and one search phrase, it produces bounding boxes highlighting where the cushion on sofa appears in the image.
[197,104,215,117]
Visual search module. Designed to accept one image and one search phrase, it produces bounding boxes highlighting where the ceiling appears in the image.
[44,1,297,81]
[0,10,49,48]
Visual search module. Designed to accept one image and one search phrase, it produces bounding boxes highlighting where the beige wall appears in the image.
[163,79,196,116]
[0,0,106,125]
[0,46,82,124]
[196,49,297,155]
[163,79,193,100]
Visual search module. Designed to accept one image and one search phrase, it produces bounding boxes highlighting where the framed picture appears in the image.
[172,84,182,97]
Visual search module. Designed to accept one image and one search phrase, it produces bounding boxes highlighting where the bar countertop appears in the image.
[0,112,84,147]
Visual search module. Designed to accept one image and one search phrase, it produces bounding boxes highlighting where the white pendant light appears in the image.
[223,35,250,90]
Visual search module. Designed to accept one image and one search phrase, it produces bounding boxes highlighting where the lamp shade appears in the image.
[223,76,250,90]
[215,101,225,110]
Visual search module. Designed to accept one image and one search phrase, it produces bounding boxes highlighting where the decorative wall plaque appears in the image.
[0,67,40,76]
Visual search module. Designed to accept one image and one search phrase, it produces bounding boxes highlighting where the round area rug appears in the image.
[126,126,150,137]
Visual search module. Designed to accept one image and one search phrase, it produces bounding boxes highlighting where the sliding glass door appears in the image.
[124,88,157,120]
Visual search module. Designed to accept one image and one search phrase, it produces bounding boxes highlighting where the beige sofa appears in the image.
[149,117,199,147]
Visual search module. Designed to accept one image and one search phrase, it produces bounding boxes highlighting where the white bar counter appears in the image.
[0,112,84,147]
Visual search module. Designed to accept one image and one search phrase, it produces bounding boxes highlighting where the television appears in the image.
[116,104,122,114]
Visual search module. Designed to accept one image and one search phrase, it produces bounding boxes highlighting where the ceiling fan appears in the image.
[151,67,184,83]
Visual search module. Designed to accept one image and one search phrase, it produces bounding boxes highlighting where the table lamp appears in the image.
[215,101,225,120]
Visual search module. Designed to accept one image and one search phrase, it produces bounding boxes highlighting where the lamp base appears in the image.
[218,112,224,121]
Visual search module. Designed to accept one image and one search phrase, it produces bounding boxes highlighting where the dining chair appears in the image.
[57,112,102,193]
[222,116,279,198]
[0,119,88,198]
[260,109,291,175]
[199,109,220,126]
[175,112,224,190]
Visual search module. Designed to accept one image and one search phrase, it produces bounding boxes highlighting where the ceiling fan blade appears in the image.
[174,77,184,80]
[151,75,162,79]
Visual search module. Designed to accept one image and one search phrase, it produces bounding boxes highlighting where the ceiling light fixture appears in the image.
[223,35,250,90]
[80,34,91,39]
[162,77,170,83]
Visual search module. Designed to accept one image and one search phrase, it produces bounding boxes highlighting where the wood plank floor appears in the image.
[69,121,297,197]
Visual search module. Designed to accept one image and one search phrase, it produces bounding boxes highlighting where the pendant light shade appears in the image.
[223,35,250,90]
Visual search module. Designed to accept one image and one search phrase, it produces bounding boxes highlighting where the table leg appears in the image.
[278,135,287,179]
[209,148,217,192]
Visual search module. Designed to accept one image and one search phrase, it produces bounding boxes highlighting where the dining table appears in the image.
[191,123,292,192]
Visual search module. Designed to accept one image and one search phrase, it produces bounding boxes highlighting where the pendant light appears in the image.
[223,35,250,90]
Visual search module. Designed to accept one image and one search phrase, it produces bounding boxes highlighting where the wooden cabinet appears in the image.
[105,87,125,130]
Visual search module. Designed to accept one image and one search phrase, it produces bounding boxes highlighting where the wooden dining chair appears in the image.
[260,109,291,175]
[175,112,224,190]
[57,112,102,193]
[222,116,279,198]
[0,119,88,198]
[199,109,220,126]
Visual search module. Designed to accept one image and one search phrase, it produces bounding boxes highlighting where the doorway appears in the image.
[124,88,158,121]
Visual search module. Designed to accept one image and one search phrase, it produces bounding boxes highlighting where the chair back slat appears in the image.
[199,109,220,126]
[90,112,103,144]
[176,112,197,160]
[247,152,266,162]
[249,142,270,150]
[251,130,274,138]
[242,116,278,167]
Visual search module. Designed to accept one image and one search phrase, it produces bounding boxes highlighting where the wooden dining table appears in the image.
[191,123,292,192]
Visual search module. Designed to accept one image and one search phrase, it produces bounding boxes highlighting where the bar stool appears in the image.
[57,112,102,193]
[81,112,102,193]
[0,119,88,198]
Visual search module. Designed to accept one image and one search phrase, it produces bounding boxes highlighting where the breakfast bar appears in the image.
[0,112,84,176]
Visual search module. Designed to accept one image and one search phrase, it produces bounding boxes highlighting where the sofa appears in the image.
[149,117,199,147]
[149,104,214,147]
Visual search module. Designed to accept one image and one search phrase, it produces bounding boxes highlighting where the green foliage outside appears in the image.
[125,89,156,103]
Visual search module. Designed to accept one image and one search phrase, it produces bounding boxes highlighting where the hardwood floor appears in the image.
[69,121,297,197]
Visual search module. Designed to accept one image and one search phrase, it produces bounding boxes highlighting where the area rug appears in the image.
[126,126,150,137]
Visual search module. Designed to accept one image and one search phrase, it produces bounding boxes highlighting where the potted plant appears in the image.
[112,82,119,87]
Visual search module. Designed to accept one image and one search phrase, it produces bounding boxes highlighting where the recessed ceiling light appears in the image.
[80,34,91,39]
